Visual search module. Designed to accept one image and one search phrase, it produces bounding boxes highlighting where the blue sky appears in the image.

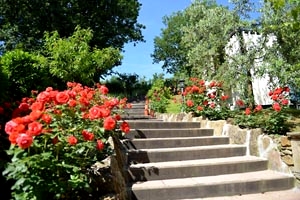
[112,0,236,80]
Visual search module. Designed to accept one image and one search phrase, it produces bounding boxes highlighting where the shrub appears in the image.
[147,78,171,113]
[182,77,232,120]
[3,82,130,199]
[233,86,290,135]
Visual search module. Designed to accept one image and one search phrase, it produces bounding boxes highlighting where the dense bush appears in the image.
[182,77,232,120]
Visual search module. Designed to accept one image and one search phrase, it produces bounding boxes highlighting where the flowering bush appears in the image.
[3,82,130,199]
[146,78,171,113]
[234,86,290,134]
[182,78,232,120]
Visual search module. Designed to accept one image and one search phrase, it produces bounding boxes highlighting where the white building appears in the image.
[225,30,277,106]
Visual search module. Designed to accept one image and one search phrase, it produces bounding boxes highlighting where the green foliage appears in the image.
[43,27,122,85]
[104,73,151,101]
[0,49,49,100]
[3,83,130,199]
[182,1,237,79]
[0,65,9,101]
[152,11,189,75]
[0,0,145,53]
[261,0,300,88]
[147,75,172,113]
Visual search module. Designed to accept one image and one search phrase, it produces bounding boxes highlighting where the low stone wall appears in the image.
[155,113,295,175]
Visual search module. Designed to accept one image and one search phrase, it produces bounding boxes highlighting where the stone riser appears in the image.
[125,109,146,114]
[126,128,214,139]
[128,156,268,181]
[123,136,229,149]
[127,121,201,129]
[127,145,246,163]
[131,171,295,200]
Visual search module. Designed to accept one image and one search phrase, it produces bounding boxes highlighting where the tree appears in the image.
[0,0,145,53]
[152,11,189,76]
[0,49,49,100]
[42,27,122,86]
[181,0,238,79]
[261,0,300,88]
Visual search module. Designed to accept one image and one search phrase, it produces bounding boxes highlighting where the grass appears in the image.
[166,95,181,113]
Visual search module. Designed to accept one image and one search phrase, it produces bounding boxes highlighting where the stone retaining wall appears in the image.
[155,113,295,175]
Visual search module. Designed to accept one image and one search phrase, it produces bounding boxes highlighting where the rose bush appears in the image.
[234,86,290,134]
[3,82,130,199]
[182,77,232,120]
[146,78,171,113]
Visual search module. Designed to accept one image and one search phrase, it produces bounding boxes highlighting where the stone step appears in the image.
[125,109,146,114]
[196,188,300,200]
[131,170,295,200]
[128,156,268,181]
[121,115,154,120]
[126,120,201,129]
[126,128,214,139]
[127,144,246,163]
[126,104,146,109]
[123,136,229,149]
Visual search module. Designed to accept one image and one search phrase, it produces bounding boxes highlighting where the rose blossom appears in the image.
[82,130,94,141]
[273,103,281,112]
[103,116,116,130]
[96,140,105,150]
[68,135,78,145]
[120,122,130,133]
[27,121,43,136]
[99,85,109,95]
[55,91,70,104]
[186,100,194,107]
[16,133,33,149]
[245,108,251,115]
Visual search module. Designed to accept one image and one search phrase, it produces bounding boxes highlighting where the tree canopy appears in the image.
[0,0,145,52]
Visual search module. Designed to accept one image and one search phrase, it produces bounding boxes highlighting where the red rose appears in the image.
[55,91,70,104]
[96,140,105,150]
[197,106,203,111]
[42,114,52,124]
[221,95,229,101]
[186,100,194,107]
[68,135,78,145]
[29,110,42,121]
[30,101,44,111]
[236,99,244,107]
[281,99,289,105]
[209,102,216,109]
[68,99,77,107]
[99,85,109,95]
[16,133,33,149]
[82,130,94,141]
[245,108,251,115]
[114,114,121,121]
[103,116,116,130]
[9,132,19,144]
[273,103,281,112]
[18,103,30,111]
[254,105,263,112]
[120,122,130,133]
[37,91,50,103]
[89,106,102,119]
[27,121,43,136]
[5,120,18,135]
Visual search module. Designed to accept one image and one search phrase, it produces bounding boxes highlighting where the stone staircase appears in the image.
[118,102,297,200]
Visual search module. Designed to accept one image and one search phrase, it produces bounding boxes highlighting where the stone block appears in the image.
[282,155,294,166]
[281,136,291,147]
